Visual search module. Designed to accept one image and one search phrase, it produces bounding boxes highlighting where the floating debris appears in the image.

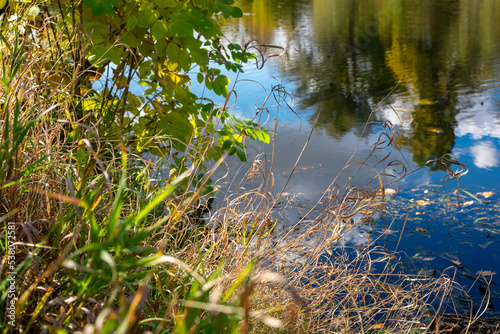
[440,254,463,268]
[419,269,437,276]
[477,191,494,198]
[376,188,397,195]
[477,270,497,277]
[418,99,436,105]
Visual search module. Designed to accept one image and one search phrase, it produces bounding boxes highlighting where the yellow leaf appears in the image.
[168,71,190,85]
[370,323,385,330]
[417,99,435,105]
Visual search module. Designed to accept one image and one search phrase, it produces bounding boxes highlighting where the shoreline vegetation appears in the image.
[0,1,482,333]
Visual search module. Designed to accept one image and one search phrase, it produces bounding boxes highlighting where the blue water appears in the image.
[204,0,500,317]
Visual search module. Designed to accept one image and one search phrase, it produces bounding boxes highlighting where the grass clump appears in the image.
[0,2,466,334]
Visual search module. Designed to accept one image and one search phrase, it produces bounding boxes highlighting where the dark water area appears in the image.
[199,0,500,317]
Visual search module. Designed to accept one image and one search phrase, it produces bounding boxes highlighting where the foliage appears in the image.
[0,1,470,333]
[77,0,267,171]
[5,0,269,196]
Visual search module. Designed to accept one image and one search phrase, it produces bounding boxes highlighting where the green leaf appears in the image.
[85,21,109,35]
[151,19,168,40]
[231,6,243,18]
[206,147,222,162]
[88,44,109,65]
[127,15,137,30]
[137,15,149,28]
[256,130,270,144]
[197,73,204,84]
[221,8,231,19]
[106,153,128,241]
[178,49,192,72]
[158,111,194,143]
[166,42,180,64]
[154,38,167,57]
[119,31,139,48]
[235,148,246,162]
[222,262,253,303]
[108,46,123,65]
[215,74,230,86]
[222,139,232,151]
[170,19,193,37]
[212,81,222,95]
[83,0,116,17]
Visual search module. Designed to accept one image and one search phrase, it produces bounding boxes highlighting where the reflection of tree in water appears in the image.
[384,0,462,170]
[231,0,500,165]
[233,0,309,42]
[288,29,397,139]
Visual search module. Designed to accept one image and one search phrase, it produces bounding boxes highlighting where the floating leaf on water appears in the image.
[415,211,425,215]
[425,126,443,133]
[381,228,395,235]
[463,200,474,207]
[476,270,497,276]
[422,257,435,261]
[419,269,437,276]
[376,188,397,195]
[448,202,460,207]
[416,227,427,233]
[477,191,494,198]
[479,241,494,249]
[416,200,433,206]
[474,217,488,224]
[485,228,500,235]
[441,254,462,267]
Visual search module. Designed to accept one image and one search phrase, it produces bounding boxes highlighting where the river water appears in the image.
[202,0,500,317]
